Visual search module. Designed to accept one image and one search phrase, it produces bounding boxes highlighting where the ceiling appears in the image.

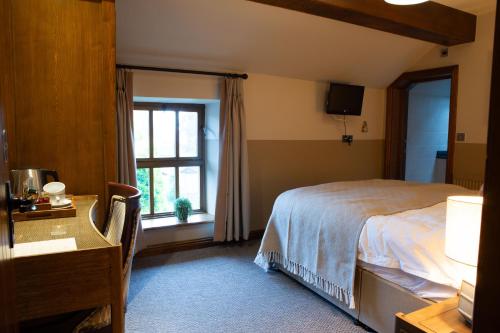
[116,0,496,88]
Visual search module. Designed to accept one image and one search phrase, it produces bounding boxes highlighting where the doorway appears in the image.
[405,79,452,184]
[384,66,458,184]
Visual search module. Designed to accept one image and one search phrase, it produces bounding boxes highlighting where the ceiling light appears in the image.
[384,0,429,4]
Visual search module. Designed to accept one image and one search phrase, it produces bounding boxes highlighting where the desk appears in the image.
[14,196,123,333]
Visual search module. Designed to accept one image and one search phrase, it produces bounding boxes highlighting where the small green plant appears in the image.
[174,197,192,222]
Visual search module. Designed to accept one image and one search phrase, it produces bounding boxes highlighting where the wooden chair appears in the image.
[105,182,142,307]
[73,182,141,333]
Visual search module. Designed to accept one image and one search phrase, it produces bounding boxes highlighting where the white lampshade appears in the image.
[445,196,483,267]
[385,0,429,4]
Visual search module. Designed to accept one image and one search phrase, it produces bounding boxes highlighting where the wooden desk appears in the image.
[395,297,471,333]
[14,196,123,333]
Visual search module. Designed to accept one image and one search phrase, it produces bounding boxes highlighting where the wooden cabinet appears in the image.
[6,0,117,229]
[395,297,471,333]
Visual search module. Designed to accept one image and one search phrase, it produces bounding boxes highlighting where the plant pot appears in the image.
[176,207,189,222]
[174,198,192,223]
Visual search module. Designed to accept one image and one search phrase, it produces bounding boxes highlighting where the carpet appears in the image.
[126,241,368,333]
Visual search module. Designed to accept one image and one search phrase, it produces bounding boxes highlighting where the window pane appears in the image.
[153,167,176,213]
[136,168,150,215]
[133,110,150,158]
[153,110,176,158]
[179,166,200,210]
[179,111,198,157]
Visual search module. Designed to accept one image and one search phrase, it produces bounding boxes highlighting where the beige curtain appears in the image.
[116,68,145,253]
[214,78,250,242]
[117,69,137,186]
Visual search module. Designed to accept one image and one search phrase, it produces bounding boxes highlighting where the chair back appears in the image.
[105,196,127,246]
[104,182,141,268]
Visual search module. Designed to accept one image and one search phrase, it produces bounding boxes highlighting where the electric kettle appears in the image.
[10,169,59,198]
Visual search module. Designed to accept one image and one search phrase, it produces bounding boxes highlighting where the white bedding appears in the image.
[357,261,457,300]
[358,202,475,294]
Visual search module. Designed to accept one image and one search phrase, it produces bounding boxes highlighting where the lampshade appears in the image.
[445,196,483,267]
[385,0,429,4]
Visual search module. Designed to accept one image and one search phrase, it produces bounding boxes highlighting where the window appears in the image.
[134,103,206,218]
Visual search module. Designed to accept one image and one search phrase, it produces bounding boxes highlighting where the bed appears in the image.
[255,179,477,333]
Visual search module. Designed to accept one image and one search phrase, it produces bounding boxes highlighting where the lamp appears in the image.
[384,0,429,4]
[445,195,483,324]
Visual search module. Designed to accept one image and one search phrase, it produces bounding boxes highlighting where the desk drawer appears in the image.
[15,246,121,321]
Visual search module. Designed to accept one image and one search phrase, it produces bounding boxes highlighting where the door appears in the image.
[405,79,452,184]
[384,66,458,183]
[0,0,17,331]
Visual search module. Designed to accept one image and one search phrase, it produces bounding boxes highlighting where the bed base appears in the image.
[276,265,431,333]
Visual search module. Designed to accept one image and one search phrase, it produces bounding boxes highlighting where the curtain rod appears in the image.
[116,64,248,80]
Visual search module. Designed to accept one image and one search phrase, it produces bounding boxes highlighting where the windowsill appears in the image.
[142,213,214,231]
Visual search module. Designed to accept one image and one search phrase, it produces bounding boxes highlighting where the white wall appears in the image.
[244,74,386,141]
[134,71,220,100]
[405,80,451,183]
[134,70,387,142]
[410,11,495,144]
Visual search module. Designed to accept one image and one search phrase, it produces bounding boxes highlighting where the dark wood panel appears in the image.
[9,0,117,229]
[473,2,500,331]
[246,0,476,46]
[0,0,17,331]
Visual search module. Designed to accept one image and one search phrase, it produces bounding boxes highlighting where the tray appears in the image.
[13,198,76,222]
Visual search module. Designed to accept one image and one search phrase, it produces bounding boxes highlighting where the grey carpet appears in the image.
[126,241,368,333]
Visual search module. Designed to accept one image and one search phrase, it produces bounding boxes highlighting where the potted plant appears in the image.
[174,197,192,222]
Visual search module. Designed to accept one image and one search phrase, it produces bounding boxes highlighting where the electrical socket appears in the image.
[342,135,353,145]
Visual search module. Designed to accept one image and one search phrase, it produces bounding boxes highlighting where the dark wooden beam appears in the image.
[246,0,476,46]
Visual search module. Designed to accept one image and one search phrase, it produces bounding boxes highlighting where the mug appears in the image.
[43,182,66,205]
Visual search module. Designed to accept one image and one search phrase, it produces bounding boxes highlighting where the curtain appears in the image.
[116,68,145,253]
[117,69,136,185]
[214,78,250,242]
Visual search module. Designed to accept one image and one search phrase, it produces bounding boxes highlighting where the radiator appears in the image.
[453,178,483,191]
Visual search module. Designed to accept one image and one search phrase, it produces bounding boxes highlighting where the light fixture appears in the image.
[384,0,429,5]
[445,195,483,325]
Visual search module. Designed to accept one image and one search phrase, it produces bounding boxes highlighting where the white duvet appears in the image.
[358,202,475,290]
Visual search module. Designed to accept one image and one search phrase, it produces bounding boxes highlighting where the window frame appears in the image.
[134,102,206,219]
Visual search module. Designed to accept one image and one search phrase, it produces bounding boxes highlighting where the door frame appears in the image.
[384,65,459,183]
[0,0,16,331]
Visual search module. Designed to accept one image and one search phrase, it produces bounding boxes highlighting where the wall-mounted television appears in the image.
[326,83,365,116]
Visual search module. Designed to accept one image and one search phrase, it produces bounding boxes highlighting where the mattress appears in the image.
[357,202,476,298]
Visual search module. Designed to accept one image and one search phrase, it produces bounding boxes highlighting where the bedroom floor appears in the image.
[126,241,368,333]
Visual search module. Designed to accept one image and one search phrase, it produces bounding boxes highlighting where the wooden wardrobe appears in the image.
[5,0,117,229]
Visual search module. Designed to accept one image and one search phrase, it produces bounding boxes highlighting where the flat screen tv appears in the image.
[326,83,365,116]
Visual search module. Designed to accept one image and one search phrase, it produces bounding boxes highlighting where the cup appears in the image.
[43,182,66,206]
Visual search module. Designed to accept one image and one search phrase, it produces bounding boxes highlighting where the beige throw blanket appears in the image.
[254,180,471,309]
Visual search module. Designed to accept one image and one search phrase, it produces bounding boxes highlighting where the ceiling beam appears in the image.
[246,0,476,46]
